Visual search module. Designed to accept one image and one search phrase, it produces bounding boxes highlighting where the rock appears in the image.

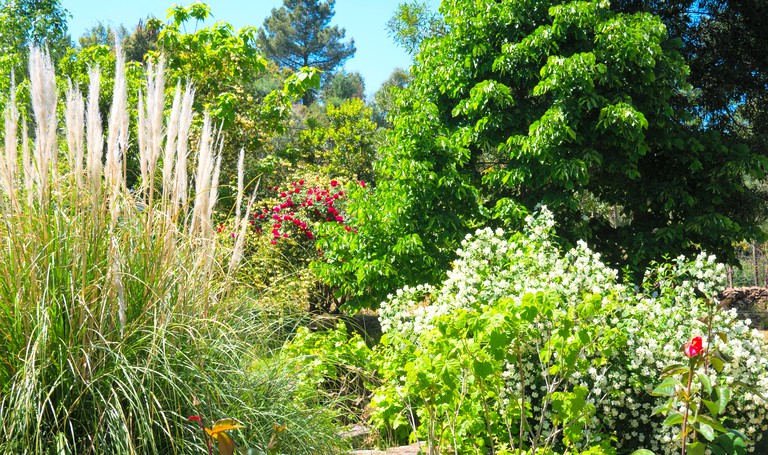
[350,442,428,455]
[719,287,768,328]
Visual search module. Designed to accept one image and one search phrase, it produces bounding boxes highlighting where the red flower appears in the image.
[359,181,366,188]
[187,416,202,423]
[684,336,703,358]
[299,179,305,185]
[330,180,338,187]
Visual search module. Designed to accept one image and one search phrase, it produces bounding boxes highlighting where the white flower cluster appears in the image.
[380,209,624,336]
[378,208,768,453]
[599,253,768,453]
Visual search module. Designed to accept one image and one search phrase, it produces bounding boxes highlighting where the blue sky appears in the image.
[60,0,441,96]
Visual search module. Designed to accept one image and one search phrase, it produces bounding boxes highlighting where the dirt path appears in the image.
[351,442,426,454]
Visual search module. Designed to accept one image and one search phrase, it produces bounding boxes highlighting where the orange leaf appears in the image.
[215,431,236,455]
[204,418,245,438]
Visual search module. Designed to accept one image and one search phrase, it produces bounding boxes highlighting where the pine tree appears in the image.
[257,0,355,104]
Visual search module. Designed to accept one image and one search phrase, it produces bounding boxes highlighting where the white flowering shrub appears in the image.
[371,208,768,454]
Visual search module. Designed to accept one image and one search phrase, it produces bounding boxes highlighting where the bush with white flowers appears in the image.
[371,208,768,454]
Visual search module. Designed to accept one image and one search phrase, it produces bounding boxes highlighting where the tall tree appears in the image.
[0,0,70,99]
[315,0,767,309]
[612,0,768,156]
[257,0,355,104]
[371,67,410,126]
[78,21,129,48]
[321,70,364,105]
[386,0,445,56]
[122,18,160,63]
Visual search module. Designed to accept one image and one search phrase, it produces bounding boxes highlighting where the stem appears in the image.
[195,419,213,455]
[517,346,527,455]
[681,362,695,455]
[477,376,495,455]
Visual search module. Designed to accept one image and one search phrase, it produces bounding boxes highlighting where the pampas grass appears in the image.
[0,47,345,454]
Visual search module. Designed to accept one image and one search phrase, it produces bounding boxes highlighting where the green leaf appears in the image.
[702,399,720,417]
[711,356,725,373]
[489,330,510,351]
[696,414,727,433]
[662,411,684,426]
[713,348,733,363]
[651,376,682,397]
[715,387,731,413]
[660,363,688,377]
[652,401,672,416]
[698,422,716,441]
[697,373,712,395]
[687,441,706,455]
[712,430,748,455]
[631,451,655,455]
[473,360,495,379]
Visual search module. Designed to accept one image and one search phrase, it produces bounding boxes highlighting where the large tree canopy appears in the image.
[257,0,355,75]
[613,0,768,156]
[0,0,70,101]
[316,0,767,309]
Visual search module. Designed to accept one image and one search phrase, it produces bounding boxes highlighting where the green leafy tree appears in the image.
[78,21,129,48]
[316,0,767,309]
[0,0,71,102]
[122,18,160,63]
[613,0,768,157]
[257,0,355,104]
[297,98,378,182]
[371,67,410,126]
[385,0,445,56]
[321,70,364,106]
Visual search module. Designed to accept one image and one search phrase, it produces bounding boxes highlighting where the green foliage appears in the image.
[78,21,129,48]
[155,2,266,128]
[281,322,375,424]
[221,173,354,312]
[148,3,322,211]
[297,99,379,182]
[0,0,70,105]
[0,46,344,455]
[371,67,410,127]
[321,70,364,106]
[372,213,626,453]
[386,0,445,56]
[614,0,768,161]
[257,0,356,104]
[644,268,762,455]
[122,18,160,63]
[320,0,767,309]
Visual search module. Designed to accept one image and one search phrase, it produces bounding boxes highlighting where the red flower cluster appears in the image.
[683,336,703,358]
[252,179,358,246]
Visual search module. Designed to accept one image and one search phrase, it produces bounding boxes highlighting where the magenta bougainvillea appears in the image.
[244,179,363,248]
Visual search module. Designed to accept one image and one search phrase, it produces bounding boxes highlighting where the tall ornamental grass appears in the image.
[0,47,344,454]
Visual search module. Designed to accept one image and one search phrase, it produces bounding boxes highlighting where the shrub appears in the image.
[222,174,362,312]
[0,47,345,454]
[281,322,376,425]
[372,209,768,454]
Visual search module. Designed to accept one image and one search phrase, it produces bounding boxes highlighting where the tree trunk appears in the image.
[753,242,759,286]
